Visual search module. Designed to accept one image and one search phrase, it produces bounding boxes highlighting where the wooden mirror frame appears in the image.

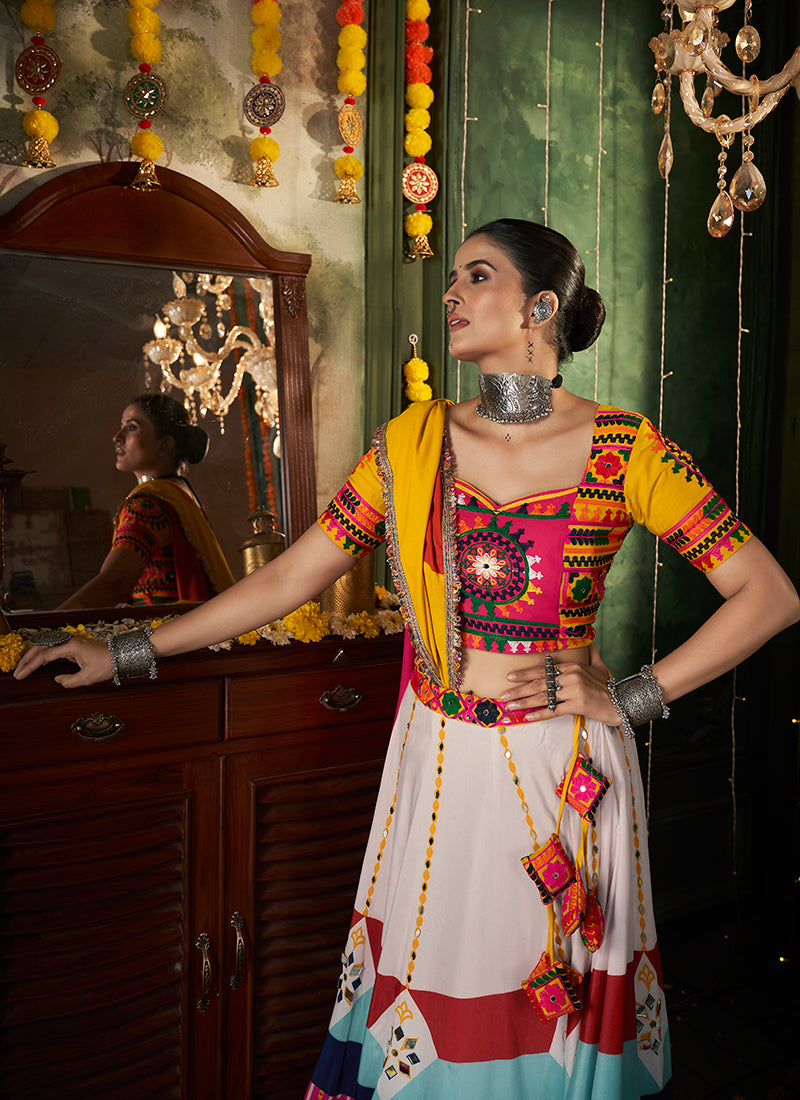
[0,160,315,545]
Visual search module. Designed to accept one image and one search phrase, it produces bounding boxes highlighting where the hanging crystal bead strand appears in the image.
[730,29,767,215]
[708,115,735,239]
[652,0,674,179]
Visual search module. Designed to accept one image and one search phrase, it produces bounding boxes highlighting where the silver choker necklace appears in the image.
[476,371,562,424]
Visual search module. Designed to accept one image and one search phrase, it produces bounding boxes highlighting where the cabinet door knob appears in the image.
[229,911,248,990]
[71,712,125,741]
[195,932,213,1012]
[319,684,363,712]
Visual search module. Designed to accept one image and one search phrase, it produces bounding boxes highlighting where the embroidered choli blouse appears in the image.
[318,404,751,662]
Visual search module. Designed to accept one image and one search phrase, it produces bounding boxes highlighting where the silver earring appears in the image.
[532,297,552,324]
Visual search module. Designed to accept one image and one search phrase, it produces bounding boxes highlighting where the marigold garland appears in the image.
[17,0,59,168]
[125,0,166,190]
[247,0,283,188]
[0,591,403,672]
[403,333,433,404]
[333,0,367,204]
[402,0,437,258]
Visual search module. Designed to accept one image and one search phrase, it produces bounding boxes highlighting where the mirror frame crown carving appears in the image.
[0,160,316,544]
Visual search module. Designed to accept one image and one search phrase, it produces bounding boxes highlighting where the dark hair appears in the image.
[133,393,209,468]
[465,219,606,362]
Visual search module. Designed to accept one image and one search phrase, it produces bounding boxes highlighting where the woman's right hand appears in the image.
[13,637,113,689]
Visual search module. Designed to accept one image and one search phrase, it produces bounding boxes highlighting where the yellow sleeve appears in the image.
[316,446,387,559]
[625,416,752,572]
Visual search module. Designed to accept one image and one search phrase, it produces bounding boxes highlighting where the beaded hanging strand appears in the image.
[126,0,167,191]
[247,0,285,188]
[333,0,366,203]
[402,0,438,259]
[16,0,60,168]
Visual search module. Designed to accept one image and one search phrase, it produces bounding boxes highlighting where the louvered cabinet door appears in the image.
[0,758,220,1100]
[222,724,392,1099]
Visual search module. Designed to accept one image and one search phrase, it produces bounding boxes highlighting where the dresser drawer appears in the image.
[227,657,401,741]
[4,680,222,770]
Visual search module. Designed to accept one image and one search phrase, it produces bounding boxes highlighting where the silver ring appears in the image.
[31,629,71,647]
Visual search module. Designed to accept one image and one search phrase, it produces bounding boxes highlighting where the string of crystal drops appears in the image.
[648,0,800,238]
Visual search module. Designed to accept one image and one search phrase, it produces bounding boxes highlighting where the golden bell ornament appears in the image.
[250,156,279,187]
[333,174,361,204]
[408,233,434,260]
[22,135,55,169]
[130,158,161,191]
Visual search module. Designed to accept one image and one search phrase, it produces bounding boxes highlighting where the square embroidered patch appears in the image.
[580,890,605,952]
[521,833,575,902]
[522,951,583,1022]
[556,754,611,821]
[561,875,587,936]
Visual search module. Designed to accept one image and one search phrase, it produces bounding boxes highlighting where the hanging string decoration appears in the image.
[334,0,367,204]
[402,0,438,259]
[246,0,285,187]
[403,333,433,403]
[16,0,60,169]
[125,0,167,191]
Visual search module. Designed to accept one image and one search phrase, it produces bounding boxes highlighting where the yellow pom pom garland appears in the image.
[402,0,438,258]
[333,1,367,204]
[403,333,434,404]
[124,0,168,176]
[245,0,284,188]
[16,0,60,168]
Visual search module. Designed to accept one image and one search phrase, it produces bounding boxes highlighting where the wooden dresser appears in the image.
[0,632,403,1099]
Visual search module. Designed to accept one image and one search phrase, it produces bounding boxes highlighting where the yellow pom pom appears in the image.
[406,0,431,20]
[251,25,281,52]
[127,8,160,33]
[405,108,431,132]
[131,33,163,65]
[338,70,367,97]
[405,211,433,237]
[23,108,58,142]
[405,82,434,110]
[252,49,282,78]
[406,380,433,403]
[250,135,280,162]
[20,0,56,33]
[404,129,432,157]
[131,129,164,161]
[251,0,282,27]
[404,358,430,383]
[339,24,367,49]
[0,633,26,673]
[335,154,363,180]
[337,47,366,72]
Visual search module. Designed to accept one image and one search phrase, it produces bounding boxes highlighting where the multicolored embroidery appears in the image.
[113,492,180,604]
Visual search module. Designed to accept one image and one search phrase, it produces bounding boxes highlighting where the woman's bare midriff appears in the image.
[458,644,591,701]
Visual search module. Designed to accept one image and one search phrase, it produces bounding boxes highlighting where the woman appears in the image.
[16,221,799,1098]
[59,393,234,609]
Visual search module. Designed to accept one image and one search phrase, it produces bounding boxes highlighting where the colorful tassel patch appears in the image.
[580,890,605,952]
[522,951,583,1021]
[561,875,587,936]
[556,754,611,822]
[521,833,575,902]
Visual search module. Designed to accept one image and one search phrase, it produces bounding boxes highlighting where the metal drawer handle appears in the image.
[319,684,363,712]
[71,711,125,741]
[195,932,213,1012]
[229,911,247,990]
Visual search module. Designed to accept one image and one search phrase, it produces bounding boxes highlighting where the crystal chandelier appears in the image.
[649,1,800,237]
[143,272,279,444]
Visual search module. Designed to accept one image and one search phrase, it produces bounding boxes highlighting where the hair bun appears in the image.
[178,423,210,465]
[569,286,606,353]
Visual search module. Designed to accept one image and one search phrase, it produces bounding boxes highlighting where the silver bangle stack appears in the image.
[107,625,158,687]
[606,664,669,739]
[544,654,561,712]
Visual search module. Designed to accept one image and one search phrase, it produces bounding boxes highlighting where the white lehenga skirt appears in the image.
[306,684,671,1100]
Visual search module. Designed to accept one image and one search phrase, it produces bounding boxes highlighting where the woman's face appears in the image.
[443,235,533,368]
[113,404,166,478]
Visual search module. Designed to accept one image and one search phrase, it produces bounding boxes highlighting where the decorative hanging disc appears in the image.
[124,71,169,119]
[402,162,439,205]
[338,102,363,148]
[15,44,61,95]
[243,82,286,128]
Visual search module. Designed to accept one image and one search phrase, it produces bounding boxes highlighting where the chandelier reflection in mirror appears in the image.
[143,272,280,452]
[649,0,800,237]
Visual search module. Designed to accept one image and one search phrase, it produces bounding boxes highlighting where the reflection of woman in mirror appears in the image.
[58,394,234,610]
[17,221,800,1098]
